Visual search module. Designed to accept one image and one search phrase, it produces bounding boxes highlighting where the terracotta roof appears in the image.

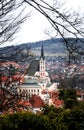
[18,100,32,107]
[41,90,47,94]
[29,94,44,108]
[48,91,59,98]
[0,75,23,82]
[76,90,84,95]
[0,62,20,68]
[52,99,64,108]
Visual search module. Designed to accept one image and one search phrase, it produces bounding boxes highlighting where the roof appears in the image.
[0,62,20,68]
[25,45,45,76]
[24,76,38,84]
[18,100,32,107]
[52,99,64,108]
[29,94,44,108]
[26,60,39,76]
[19,83,41,88]
[46,82,52,88]
[40,44,45,60]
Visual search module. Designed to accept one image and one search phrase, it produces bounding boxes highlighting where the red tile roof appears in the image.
[18,100,32,107]
[29,94,44,108]
[52,99,64,108]
[0,62,20,68]
[76,90,84,95]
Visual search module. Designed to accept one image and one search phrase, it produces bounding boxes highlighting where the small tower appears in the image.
[39,44,46,79]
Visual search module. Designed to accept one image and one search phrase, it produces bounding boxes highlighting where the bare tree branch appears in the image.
[23,0,84,62]
[0,0,31,45]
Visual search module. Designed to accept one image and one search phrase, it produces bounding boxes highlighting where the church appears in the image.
[26,44,50,82]
[17,45,58,103]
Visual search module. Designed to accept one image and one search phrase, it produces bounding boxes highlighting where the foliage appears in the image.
[73,100,84,111]
[59,88,77,100]
[63,109,84,130]
[0,106,84,130]
[0,111,52,130]
[59,88,78,109]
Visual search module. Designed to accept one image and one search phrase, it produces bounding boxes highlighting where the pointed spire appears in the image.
[40,44,45,60]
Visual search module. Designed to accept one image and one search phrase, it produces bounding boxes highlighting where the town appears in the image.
[0,44,84,114]
[0,0,84,129]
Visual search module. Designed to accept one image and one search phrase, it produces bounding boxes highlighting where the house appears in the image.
[76,89,84,100]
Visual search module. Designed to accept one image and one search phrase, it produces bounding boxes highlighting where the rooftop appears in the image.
[26,60,39,76]
[19,83,40,88]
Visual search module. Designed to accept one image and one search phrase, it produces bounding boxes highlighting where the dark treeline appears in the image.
[0,104,84,130]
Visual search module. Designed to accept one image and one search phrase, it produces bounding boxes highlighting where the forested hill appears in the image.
[30,38,84,56]
[0,38,84,61]
[0,38,66,56]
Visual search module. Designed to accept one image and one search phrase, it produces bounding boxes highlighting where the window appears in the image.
[31,89,33,92]
[37,89,39,92]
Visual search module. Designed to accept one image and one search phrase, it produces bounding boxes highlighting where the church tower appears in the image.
[34,44,50,82]
[39,44,46,79]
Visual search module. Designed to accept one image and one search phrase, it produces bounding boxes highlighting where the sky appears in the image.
[1,0,84,47]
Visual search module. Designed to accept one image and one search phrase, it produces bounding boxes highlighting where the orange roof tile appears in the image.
[52,99,64,108]
[18,100,32,107]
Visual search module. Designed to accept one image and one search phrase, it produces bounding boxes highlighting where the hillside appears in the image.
[0,38,84,62]
[30,38,66,56]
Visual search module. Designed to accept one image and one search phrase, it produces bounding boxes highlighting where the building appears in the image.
[17,45,62,107]
[17,45,59,104]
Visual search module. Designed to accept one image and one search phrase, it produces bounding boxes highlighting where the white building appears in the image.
[17,45,59,102]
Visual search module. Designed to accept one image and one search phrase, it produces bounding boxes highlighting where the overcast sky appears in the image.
[1,0,84,47]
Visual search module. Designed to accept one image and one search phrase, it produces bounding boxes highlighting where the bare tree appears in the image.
[23,0,84,60]
[23,0,84,39]
[0,63,29,113]
[0,0,30,45]
[0,0,84,60]
[0,0,33,112]
[0,0,83,59]
[63,38,83,64]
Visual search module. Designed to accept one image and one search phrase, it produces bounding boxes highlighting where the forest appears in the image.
[0,104,84,130]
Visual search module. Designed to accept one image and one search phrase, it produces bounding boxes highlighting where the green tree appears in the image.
[0,112,53,130]
[63,109,84,130]
[59,88,78,109]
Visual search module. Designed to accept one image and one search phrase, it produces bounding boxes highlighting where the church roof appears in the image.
[26,45,45,76]
[26,60,39,76]
[24,75,38,84]
[20,83,40,88]
[40,44,45,60]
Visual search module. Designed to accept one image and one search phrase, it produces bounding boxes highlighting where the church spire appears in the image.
[40,44,45,60]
